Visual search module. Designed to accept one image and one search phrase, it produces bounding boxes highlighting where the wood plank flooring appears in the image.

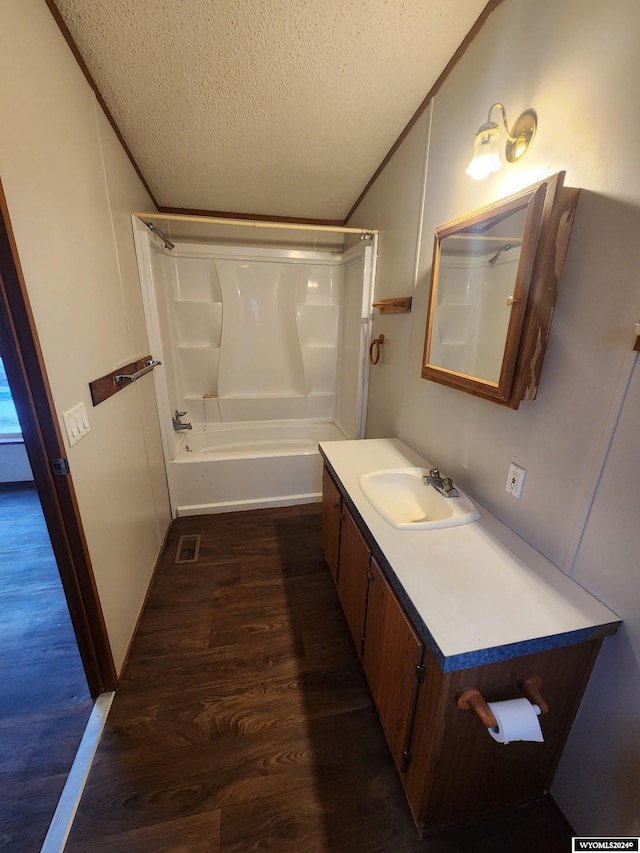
[66,503,575,852]
[0,482,92,852]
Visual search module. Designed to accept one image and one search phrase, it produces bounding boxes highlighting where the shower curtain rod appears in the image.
[133,212,377,236]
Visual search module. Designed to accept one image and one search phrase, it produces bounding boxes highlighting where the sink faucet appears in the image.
[422,468,459,498]
[172,410,192,431]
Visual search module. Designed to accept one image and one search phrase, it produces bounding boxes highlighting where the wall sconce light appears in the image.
[465,103,537,180]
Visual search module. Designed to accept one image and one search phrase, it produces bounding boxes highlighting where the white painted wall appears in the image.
[349,108,431,439]
[349,0,640,836]
[0,0,171,673]
[553,358,640,834]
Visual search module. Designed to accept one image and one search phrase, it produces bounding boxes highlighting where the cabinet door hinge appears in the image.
[50,457,70,476]
[402,748,413,771]
[415,663,426,682]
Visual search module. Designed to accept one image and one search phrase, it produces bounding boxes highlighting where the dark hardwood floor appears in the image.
[66,503,574,852]
[0,482,92,852]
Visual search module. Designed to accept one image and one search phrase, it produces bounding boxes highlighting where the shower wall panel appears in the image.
[217,261,306,420]
[297,264,341,421]
[148,245,182,421]
[337,249,368,439]
[162,249,342,426]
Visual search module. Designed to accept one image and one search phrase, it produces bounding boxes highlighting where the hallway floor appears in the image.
[0,482,92,852]
[66,503,574,852]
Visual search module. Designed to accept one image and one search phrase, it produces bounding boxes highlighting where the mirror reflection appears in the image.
[431,206,526,384]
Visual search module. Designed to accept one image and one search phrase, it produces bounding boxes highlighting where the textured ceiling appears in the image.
[51,0,490,221]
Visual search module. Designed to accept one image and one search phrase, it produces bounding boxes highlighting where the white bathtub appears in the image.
[167,420,347,516]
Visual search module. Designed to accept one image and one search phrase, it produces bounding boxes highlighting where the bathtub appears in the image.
[167,420,348,516]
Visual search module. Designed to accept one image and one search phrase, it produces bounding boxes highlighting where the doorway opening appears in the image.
[0,444,93,849]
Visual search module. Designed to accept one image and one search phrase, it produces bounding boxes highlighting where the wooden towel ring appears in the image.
[369,334,384,365]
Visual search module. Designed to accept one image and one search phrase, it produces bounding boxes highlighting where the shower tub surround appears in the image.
[133,220,375,515]
[169,420,346,515]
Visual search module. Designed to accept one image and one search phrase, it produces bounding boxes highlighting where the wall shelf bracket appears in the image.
[372,296,412,314]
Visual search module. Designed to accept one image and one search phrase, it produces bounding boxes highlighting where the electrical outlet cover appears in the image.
[506,462,526,499]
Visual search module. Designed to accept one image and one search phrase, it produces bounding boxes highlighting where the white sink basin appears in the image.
[357,468,480,530]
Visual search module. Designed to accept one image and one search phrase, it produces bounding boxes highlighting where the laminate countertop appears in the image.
[319,438,620,672]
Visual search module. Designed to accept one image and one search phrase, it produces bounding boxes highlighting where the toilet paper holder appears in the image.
[456,676,549,728]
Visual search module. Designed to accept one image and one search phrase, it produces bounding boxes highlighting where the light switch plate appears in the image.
[62,402,90,447]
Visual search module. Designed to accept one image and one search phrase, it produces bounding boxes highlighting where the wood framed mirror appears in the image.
[422,172,579,409]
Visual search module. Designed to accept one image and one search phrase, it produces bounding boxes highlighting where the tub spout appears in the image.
[173,410,192,431]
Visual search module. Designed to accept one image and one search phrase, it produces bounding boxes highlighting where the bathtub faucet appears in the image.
[173,410,192,431]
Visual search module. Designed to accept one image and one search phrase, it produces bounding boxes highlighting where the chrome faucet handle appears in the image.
[440,477,459,497]
[174,410,187,419]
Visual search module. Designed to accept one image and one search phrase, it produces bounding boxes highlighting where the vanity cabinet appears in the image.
[336,505,371,657]
[320,463,605,836]
[402,638,602,832]
[362,557,425,776]
[320,465,342,584]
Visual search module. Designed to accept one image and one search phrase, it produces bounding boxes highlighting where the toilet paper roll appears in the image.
[487,698,544,744]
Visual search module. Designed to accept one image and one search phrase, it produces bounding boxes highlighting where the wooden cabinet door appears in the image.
[362,557,424,775]
[321,466,342,584]
[336,505,371,657]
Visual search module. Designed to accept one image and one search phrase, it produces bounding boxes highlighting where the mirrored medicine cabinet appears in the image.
[422,172,579,409]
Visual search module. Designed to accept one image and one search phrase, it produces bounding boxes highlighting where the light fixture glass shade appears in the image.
[465,124,502,180]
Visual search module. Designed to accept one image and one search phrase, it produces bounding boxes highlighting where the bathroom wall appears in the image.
[0,1,171,672]
[349,0,640,835]
[350,107,431,440]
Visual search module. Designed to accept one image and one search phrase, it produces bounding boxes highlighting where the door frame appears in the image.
[0,179,116,697]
